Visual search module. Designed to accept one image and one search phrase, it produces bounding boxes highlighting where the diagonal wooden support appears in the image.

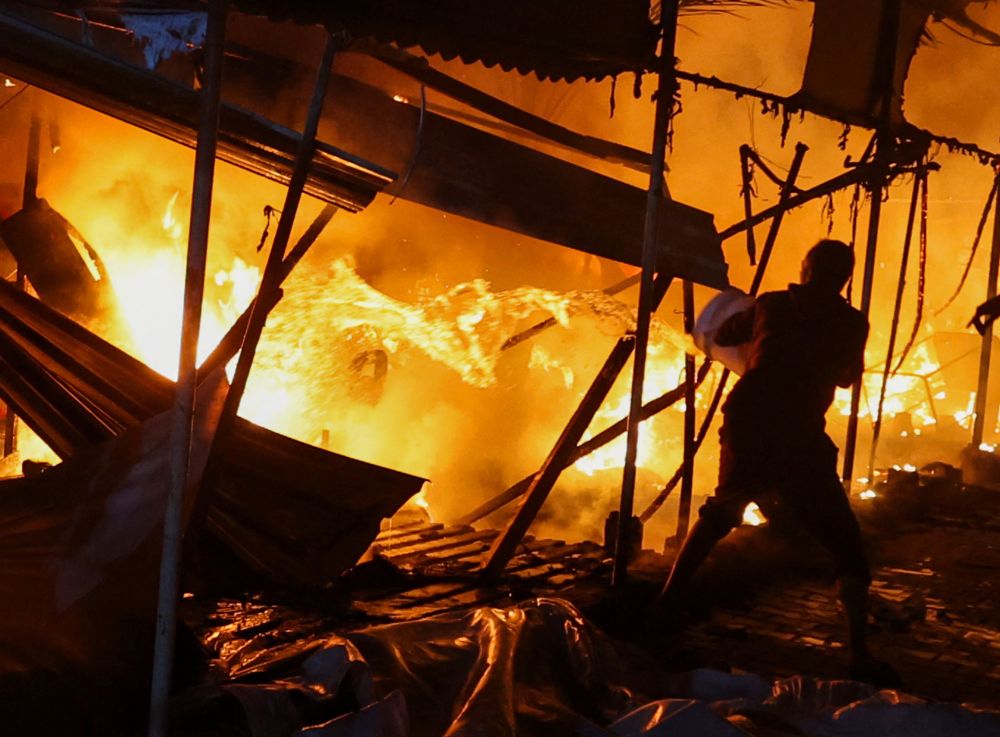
[457,360,708,527]
[196,203,338,379]
[184,39,339,561]
[481,272,672,578]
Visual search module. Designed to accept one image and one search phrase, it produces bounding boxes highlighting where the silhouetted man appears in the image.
[654,239,896,684]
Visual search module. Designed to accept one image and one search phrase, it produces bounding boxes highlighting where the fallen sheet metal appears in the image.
[0,368,228,734]
[0,278,426,588]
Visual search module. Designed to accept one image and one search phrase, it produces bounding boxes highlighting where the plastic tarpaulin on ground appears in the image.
[190,597,1000,736]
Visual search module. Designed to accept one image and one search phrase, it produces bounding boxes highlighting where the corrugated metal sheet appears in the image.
[230,0,657,81]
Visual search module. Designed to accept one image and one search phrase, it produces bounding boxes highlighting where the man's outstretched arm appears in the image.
[970,295,1000,335]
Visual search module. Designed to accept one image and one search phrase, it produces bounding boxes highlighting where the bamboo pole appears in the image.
[972,169,1000,446]
[612,0,681,586]
[212,36,337,443]
[842,175,884,485]
[148,2,227,734]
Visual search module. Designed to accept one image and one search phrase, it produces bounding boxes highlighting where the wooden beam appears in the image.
[481,273,672,578]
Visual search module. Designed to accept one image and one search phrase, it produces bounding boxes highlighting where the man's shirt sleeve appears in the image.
[837,316,869,388]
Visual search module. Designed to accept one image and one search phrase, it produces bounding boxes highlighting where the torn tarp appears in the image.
[795,0,931,127]
[120,11,206,70]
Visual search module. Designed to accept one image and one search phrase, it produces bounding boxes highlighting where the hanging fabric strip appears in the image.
[739,145,758,265]
[846,181,863,305]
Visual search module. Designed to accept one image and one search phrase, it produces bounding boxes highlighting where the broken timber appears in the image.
[481,273,673,578]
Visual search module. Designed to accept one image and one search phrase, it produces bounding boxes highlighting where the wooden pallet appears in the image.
[358,521,612,621]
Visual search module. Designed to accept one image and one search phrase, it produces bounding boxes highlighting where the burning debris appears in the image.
[1,0,1000,734]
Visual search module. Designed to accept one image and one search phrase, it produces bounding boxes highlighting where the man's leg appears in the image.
[657,500,739,606]
[653,416,761,616]
[784,450,900,686]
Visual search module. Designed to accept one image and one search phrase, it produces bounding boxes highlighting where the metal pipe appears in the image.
[842,0,901,487]
[148,2,227,734]
[972,170,1000,446]
[842,175,884,486]
[612,0,680,587]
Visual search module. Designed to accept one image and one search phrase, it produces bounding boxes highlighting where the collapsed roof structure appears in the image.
[0,0,999,734]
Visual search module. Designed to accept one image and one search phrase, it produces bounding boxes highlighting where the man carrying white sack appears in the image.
[651,239,899,686]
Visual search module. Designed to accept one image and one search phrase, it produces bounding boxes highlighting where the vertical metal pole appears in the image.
[148,2,226,735]
[612,0,680,587]
[3,113,40,458]
[676,280,696,539]
[867,170,922,476]
[972,170,1000,446]
[842,176,883,486]
[841,0,901,487]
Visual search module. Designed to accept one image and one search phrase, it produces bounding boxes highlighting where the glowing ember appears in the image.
[742,502,766,526]
[859,489,878,500]
[412,487,433,520]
